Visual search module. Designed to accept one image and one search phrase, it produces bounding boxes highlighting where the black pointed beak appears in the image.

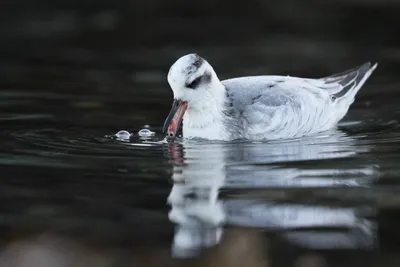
[163,99,188,137]
[163,99,179,133]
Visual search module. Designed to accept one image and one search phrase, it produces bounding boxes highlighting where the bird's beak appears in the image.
[163,99,188,138]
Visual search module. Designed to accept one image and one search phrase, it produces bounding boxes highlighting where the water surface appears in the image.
[1,85,400,264]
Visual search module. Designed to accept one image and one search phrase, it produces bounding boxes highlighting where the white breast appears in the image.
[182,115,229,140]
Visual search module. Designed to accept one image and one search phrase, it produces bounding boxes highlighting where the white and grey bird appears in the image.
[163,53,378,141]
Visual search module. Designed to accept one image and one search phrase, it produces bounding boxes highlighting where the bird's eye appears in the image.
[186,76,202,89]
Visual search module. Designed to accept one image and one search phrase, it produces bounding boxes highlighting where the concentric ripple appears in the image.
[0,117,398,168]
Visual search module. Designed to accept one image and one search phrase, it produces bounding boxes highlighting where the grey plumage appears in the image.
[219,62,378,140]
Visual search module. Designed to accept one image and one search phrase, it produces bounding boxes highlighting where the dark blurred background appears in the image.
[1,0,399,116]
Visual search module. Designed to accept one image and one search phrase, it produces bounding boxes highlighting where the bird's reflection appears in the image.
[166,130,378,257]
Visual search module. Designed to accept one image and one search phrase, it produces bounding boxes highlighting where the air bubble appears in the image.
[115,130,131,140]
[138,128,155,137]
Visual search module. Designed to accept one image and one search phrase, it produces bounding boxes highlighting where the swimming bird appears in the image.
[163,53,377,141]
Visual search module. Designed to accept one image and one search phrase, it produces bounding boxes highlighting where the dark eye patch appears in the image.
[186,76,202,89]
[185,71,212,89]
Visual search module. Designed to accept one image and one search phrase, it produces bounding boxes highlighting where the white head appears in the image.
[163,53,226,137]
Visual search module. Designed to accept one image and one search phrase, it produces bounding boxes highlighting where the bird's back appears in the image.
[222,76,334,139]
[220,62,377,140]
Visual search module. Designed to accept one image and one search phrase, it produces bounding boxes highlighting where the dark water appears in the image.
[3,0,400,264]
[1,69,400,266]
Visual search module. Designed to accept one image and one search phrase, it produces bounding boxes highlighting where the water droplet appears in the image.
[138,128,155,137]
[115,130,131,140]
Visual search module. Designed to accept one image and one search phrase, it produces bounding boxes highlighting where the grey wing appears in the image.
[316,62,377,100]
[221,76,332,132]
[220,63,377,138]
[222,76,328,111]
[222,61,377,106]
[222,76,299,110]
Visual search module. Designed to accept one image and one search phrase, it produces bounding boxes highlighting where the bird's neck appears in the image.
[182,83,229,139]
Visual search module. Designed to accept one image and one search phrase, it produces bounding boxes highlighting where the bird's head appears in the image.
[163,53,224,138]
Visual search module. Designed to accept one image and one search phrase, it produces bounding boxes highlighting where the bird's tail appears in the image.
[321,62,378,106]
